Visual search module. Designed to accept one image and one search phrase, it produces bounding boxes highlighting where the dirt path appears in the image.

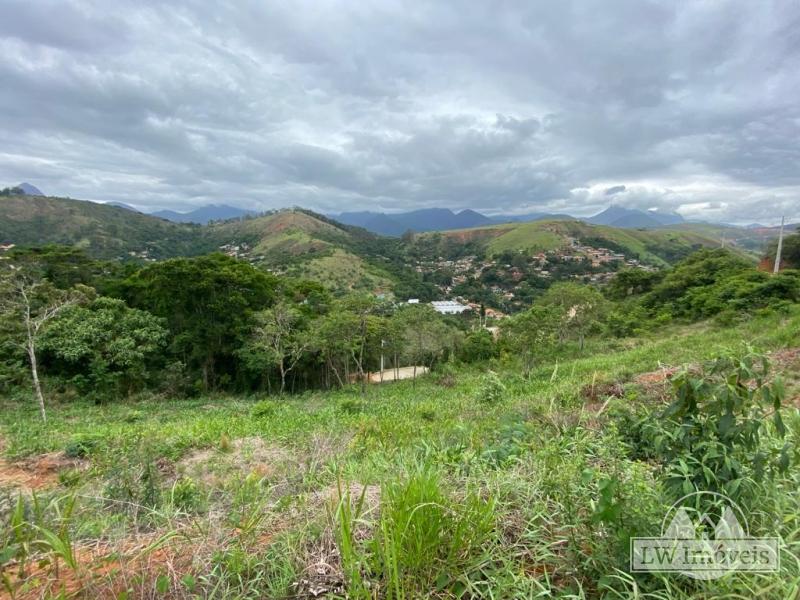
[366,366,429,383]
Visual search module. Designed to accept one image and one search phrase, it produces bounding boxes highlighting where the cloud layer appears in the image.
[1,0,798,224]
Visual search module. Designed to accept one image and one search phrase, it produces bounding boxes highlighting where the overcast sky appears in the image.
[1,1,798,224]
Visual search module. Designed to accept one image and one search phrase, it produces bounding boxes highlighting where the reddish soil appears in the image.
[0,452,84,493]
[633,366,681,386]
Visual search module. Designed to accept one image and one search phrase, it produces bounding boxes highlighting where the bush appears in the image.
[616,348,792,508]
[251,399,277,419]
[64,434,101,458]
[339,398,366,415]
[476,371,507,405]
[459,329,498,362]
[170,477,205,512]
[103,442,163,517]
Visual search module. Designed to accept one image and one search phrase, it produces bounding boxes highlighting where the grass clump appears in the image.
[334,467,496,599]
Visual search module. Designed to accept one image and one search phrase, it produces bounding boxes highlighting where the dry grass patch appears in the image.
[177,436,295,488]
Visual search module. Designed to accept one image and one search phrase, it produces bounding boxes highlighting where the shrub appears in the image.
[476,371,507,405]
[64,434,101,458]
[339,398,366,415]
[251,399,277,419]
[170,477,205,512]
[618,348,792,508]
[103,442,163,518]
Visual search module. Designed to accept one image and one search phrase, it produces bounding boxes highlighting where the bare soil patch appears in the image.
[0,451,85,493]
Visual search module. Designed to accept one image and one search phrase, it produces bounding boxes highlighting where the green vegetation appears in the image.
[768,231,800,269]
[1,306,799,598]
[0,195,214,260]
[416,219,752,266]
[1,196,799,598]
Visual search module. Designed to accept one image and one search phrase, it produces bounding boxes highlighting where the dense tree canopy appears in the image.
[119,254,278,390]
[40,297,167,398]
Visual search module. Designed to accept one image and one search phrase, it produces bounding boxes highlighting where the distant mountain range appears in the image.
[150,204,257,224]
[332,205,683,235]
[333,208,497,236]
[101,202,688,232]
[100,200,255,224]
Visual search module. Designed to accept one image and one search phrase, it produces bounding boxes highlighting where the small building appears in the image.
[430,300,470,315]
[407,298,420,304]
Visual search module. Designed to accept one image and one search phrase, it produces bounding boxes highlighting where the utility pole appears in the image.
[774,216,785,274]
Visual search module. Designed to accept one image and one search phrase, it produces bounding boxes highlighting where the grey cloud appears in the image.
[605,185,627,196]
[0,0,799,225]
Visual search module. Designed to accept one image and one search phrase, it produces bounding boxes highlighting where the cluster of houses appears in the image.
[219,242,252,258]
[126,249,155,261]
[404,237,664,314]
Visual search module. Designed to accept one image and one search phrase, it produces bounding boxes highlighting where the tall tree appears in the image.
[121,254,277,390]
[394,304,459,384]
[39,297,167,399]
[500,305,559,377]
[0,272,88,421]
[341,294,380,395]
[242,302,314,394]
[539,282,608,350]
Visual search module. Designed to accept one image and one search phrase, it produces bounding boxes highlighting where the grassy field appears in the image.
[1,308,799,598]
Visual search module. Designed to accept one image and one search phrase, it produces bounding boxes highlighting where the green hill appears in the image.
[414,219,755,266]
[0,194,213,260]
[210,210,396,293]
[0,195,767,294]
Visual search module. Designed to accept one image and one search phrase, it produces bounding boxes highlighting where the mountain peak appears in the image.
[17,182,44,196]
[588,205,684,228]
[151,204,256,224]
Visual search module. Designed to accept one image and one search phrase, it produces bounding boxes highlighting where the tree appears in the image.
[342,295,380,395]
[242,302,314,394]
[39,297,167,399]
[6,246,101,289]
[120,254,278,390]
[539,282,608,350]
[500,305,559,377]
[643,249,750,315]
[460,328,498,363]
[318,309,360,389]
[605,268,663,300]
[0,271,88,421]
[394,304,459,384]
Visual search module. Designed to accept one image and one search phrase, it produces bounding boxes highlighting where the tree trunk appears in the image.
[279,358,287,394]
[26,340,47,423]
[359,319,367,396]
[328,357,345,388]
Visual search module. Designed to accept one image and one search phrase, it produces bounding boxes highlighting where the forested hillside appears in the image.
[0,194,214,259]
